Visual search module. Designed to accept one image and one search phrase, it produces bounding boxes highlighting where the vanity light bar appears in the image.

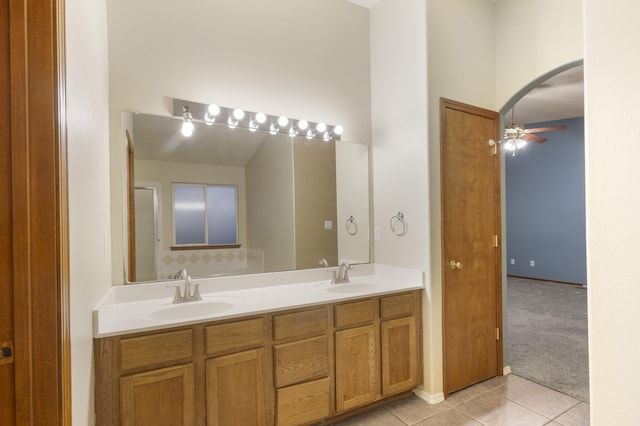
[172,98,343,141]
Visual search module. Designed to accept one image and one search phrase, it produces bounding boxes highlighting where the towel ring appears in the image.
[345,215,358,236]
[390,212,408,236]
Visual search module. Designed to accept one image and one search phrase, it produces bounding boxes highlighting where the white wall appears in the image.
[107,0,372,284]
[495,0,583,108]
[584,0,640,422]
[370,0,432,394]
[65,0,111,423]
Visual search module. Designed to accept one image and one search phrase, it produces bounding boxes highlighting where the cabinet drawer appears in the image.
[120,329,193,373]
[205,317,264,356]
[334,299,375,328]
[276,377,330,426]
[380,292,416,320]
[274,336,328,388]
[273,307,328,341]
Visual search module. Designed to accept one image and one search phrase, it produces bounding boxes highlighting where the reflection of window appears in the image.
[173,183,238,246]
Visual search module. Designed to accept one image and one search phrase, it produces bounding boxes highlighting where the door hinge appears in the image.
[488,139,497,155]
[496,328,500,341]
[494,234,499,248]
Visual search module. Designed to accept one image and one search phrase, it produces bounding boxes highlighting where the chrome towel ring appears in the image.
[346,215,358,235]
[390,212,408,236]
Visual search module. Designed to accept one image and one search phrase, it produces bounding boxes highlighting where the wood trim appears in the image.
[170,244,242,251]
[9,0,69,423]
[126,130,136,281]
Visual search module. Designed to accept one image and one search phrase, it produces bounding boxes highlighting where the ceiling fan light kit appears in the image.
[503,106,568,155]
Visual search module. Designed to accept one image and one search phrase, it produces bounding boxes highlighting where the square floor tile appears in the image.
[331,406,405,426]
[457,391,549,426]
[415,408,482,425]
[385,395,452,424]
[554,402,590,426]
[493,375,580,419]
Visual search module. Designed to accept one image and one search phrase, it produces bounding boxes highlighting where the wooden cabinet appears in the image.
[380,293,422,397]
[206,349,266,426]
[335,325,377,411]
[120,363,195,426]
[94,290,422,425]
[273,308,330,426]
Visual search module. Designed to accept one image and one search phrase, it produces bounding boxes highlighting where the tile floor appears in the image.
[332,374,590,426]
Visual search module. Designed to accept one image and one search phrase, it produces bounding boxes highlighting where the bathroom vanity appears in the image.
[93,264,423,425]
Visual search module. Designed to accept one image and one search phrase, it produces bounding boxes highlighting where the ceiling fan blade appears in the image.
[525,125,568,133]
[522,133,548,143]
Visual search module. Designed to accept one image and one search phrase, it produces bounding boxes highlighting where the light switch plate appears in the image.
[324,220,333,230]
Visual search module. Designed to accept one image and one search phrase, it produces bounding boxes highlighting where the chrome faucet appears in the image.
[167,275,202,303]
[170,268,187,279]
[331,262,351,284]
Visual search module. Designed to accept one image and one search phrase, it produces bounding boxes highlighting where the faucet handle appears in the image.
[166,283,183,303]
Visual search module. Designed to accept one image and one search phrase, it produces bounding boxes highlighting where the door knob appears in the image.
[449,260,463,270]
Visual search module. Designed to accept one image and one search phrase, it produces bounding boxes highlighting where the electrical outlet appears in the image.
[530,260,535,267]
[510,258,515,265]
[374,227,381,241]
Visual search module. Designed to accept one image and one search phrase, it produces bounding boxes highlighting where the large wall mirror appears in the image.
[122,111,370,283]
[107,0,373,284]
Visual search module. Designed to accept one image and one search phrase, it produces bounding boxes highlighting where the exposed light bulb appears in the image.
[181,121,194,137]
[208,104,220,116]
[316,122,327,133]
[306,129,315,140]
[255,112,267,123]
[289,126,298,137]
[269,123,279,135]
[333,125,344,136]
[249,120,259,132]
[323,131,331,141]
[181,106,194,137]
[277,116,289,127]
[297,120,309,131]
[232,108,245,120]
[228,116,238,129]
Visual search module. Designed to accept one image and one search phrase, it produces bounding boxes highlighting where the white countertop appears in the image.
[93,264,424,338]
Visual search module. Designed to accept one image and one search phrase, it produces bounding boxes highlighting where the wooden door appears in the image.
[2,0,69,423]
[381,317,418,395]
[334,325,377,412]
[0,1,15,420]
[441,98,502,395]
[206,349,266,426]
[121,364,195,426]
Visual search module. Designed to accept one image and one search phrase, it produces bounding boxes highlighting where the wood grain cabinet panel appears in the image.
[120,329,193,373]
[205,317,264,356]
[381,316,418,395]
[276,377,330,426]
[206,348,267,426]
[380,293,416,320]
[120,363,195,426]
[334,299,375,328]
[273,307,328,341]
[335,325,377,412]
[274,335,328,388]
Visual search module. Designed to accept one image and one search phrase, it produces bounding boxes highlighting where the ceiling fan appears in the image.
[503,107,567,153]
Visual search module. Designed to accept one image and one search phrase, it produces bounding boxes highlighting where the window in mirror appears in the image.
[173,183,238,247]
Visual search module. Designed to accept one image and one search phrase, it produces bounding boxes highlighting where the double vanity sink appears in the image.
[93,263,424,425]
[93,263,422,337]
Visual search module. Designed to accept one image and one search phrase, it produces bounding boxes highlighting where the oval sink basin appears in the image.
[150,300,234,320]
[324,283,377,294]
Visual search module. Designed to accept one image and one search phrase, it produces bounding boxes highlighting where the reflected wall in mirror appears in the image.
[123,112,369,282]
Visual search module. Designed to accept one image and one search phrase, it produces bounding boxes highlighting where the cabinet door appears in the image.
[206,348,266,426]
[381,316,418,395]
[120,363,195,426]
[335,325,377,412]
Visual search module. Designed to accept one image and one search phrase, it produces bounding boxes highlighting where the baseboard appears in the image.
[412,387,445,404]
[503,365,512,375]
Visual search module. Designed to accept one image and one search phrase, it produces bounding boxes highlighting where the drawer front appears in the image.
[380,292,416,320]
[276,377,330,426]
[334,299,375,328]
[274,336,328,388]
[205,317,264,356]
[273,307,328,341]
[120,329,193,373]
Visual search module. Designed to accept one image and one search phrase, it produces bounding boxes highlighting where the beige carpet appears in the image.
[507,276,589,402]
